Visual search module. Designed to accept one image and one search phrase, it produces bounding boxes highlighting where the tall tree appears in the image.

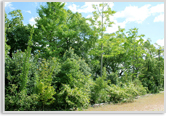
[5,10,31,58]
[61,10,98,60]
[5,13,11,58]
[88,3,116,77]
[33,2,66,58]
[122,28,146,81]
[139,40,164,93]
[34,2,97,60]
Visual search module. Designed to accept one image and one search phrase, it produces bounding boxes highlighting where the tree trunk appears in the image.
[100,6,104,77]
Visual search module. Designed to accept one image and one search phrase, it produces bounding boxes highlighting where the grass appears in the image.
[83,92,164,111]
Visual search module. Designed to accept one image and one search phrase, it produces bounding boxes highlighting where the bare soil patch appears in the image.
[84,92,164,111]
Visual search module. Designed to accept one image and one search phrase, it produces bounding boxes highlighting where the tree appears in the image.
[5,10,31,58]
[34,2,98,60]
[102,27,126,75]
[124,28,146,81]
[19,26,34,91]
[33,2,66,58]
[5,13,11,58]
[139,40,164,93]
[88,3,116,77]
[5,26,39,111]
[60,10,98,60]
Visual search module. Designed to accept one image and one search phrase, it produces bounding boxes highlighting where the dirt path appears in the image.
[84,92,164,111]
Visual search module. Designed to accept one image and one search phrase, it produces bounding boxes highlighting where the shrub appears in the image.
[5,83,39,111]
[58,84,90,110]
[106,72,119,85]
[133,79,147,95]
[107,84,129,103]
[91,67,110,104]
[34,57,58,110]
[107,79,147,103]
[52,48,93,110]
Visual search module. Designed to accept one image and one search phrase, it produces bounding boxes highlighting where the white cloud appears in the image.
[154,14,164,22]
[113,3,164,24]
[79,2,114,13]
[105,20,127,33]
[25,10,31,14]
[156,38,164,46]
[29,17,36,25]
[85,13,125,33]
[67,2,114,13]
[29,17,39,28]
[69,3,164,32]
[69,2,164,33]
[62,2,67,5]
[5,2,11,7]
[150,4,164,14]
[86,14,92,18]
[114,4,152,24]
[85,4,149,33]
[5,2,15,10]
[67,4,79,13]
[136,37,148,45]
[143,38,148,42]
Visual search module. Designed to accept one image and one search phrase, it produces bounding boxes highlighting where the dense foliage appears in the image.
[5,2,164,111]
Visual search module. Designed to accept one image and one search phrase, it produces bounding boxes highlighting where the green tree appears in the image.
[19,26,34,91]
[5,10,31,58]
[33,2,66,58]
[5,13,11,58]
[123,28,146,81]
[34,2,98,60]
[139,40,164,93]
[59,10,98,60]
[5,26,40,111]
[88,3,116,77]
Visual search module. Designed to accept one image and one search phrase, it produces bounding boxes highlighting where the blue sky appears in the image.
[5,2,164,47]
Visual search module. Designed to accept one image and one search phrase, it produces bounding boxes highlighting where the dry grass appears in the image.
[83,92,164,111]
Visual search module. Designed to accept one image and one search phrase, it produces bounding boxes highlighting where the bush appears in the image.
[52,48,93,110]
[5,52,25,95]
[34,58,58,110]
[5,90,39,111]
[5,51,60,111]
[90,67,110,104]
[106,72,119,85]
[107,79,147,103]
[58,84,90,110]
[133,79,147,95]
[107,84,129,103]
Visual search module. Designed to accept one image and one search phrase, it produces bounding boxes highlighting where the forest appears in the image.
[5,2,164,111]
